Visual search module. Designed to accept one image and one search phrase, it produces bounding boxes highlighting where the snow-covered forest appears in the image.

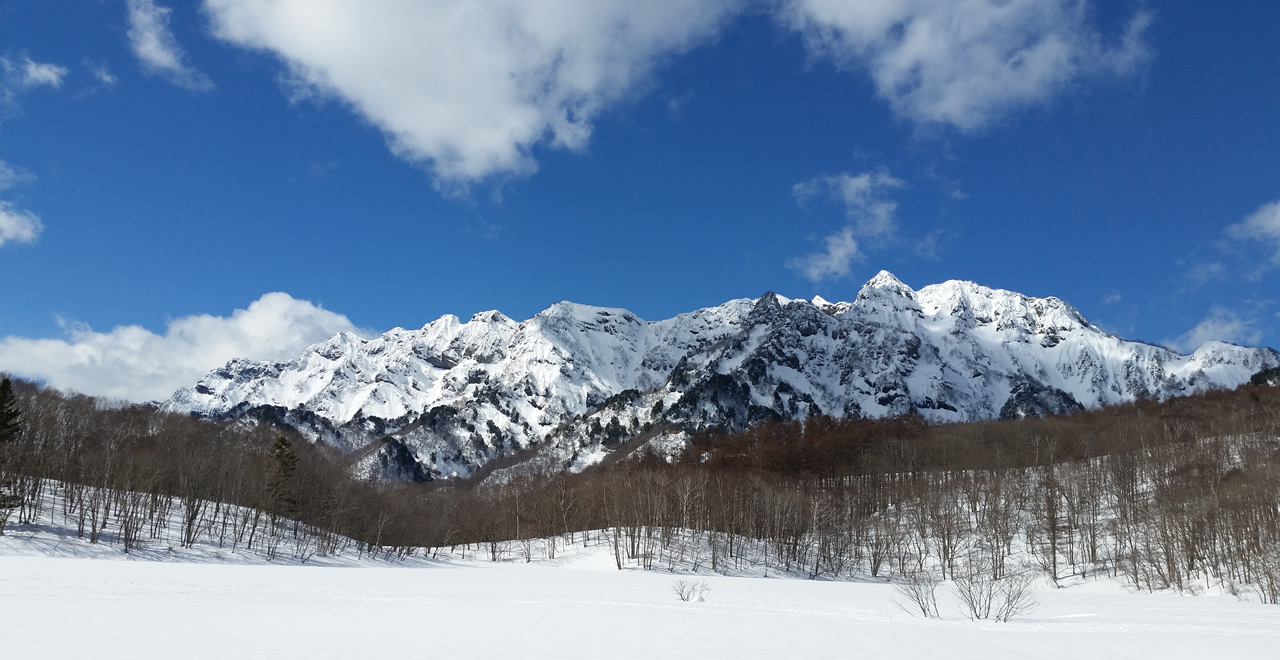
[5,375,1280,598]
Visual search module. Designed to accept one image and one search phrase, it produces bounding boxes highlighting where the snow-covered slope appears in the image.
[165,272,1279,480]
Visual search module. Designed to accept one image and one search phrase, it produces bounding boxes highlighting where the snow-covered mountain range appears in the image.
[165,272,1279,481]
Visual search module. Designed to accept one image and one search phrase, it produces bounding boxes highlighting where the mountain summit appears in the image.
[165,273,1279,481]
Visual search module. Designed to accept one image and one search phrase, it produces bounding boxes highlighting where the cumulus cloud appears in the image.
[0,293,368,402]
[1226,201,1280,265]
[202,0,739,185]
[127,0,214,91]
[1166,308,1262,354]
[779,0,1153,131]
[790,168,905,282]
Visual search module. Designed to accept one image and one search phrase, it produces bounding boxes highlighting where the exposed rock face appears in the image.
[1252,366,1280,387]
[166,272,1280,481]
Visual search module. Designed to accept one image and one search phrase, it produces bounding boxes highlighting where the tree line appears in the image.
[1,374,1279,605]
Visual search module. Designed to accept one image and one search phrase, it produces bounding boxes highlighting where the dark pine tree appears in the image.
[267,436,300,518]
[0,377,22,524]
[0,377,20,444]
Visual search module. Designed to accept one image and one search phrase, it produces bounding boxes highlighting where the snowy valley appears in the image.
[3,329,1280,659]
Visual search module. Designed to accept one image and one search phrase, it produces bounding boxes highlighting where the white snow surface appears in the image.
[3,526,1278,659]
[164,272,1279,479]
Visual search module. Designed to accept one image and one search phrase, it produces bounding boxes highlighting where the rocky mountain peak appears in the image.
[856,270,916,302]
[468,310,515,325]
[811,295,852,316]
[165,275,1280,483]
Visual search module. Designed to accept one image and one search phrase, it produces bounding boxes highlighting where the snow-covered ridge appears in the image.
[165,272,1280,480]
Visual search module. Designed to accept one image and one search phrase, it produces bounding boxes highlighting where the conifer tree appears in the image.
[0,377,22,530]
[0,377,20,444]
[267,436,299,518]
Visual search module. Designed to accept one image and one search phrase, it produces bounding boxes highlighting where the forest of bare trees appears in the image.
[2,374,1279,606]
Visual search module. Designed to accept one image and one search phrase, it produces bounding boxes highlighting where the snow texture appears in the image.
[3,525,1279,660]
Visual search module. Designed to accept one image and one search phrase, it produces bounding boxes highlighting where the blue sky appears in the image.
[0,0,1277,401]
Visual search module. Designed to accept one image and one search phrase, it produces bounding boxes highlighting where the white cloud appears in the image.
[779,0,1152,131]
[914,229,944,260]
[0,161,42,247]
[19,58,68,88]
[1186,261,1227,284]
[0,201,43,247]
[793,169,905,238]
[0,161,32,191]
[86,61,119,88]
[790,168,905,282]
[1167,308,1262,354]
[1,56,69,101]
[127,0,214,91]
[788,226,861,282]
[0,293,368,402]
[202,0,738,185]
[1226,201,1280,265]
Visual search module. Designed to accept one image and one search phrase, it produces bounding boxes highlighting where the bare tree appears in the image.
[892,566,940,618]
[952,555,998,620]
[993,568,1041,622]
[671,579,710,602]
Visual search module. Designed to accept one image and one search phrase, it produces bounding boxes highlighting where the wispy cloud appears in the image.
[1186,201,1280,284]
[18,58,68,88]
[0,161,32,191]
[0,69,52,246]
[204,0,739,187]
[790,168,905,282]
[1,56,68,109]
[1226,201,1280,266]
[1186,261,1227,284]
[793,169,905,238]
[127,0,213,92]
[86,61,118,88]
[788,226,861,282]
[0,160,42,248]
[914,229,946,260]
[0,293,370,402]
[1166,307,1261,353]
[779,0,1153,132]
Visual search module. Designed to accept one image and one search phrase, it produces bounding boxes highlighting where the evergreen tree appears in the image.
[267,436,299,517]
[0,377,20,444]
[0,377,21,527]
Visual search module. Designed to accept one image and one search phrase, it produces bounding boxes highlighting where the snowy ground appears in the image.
[3,526,1279,659]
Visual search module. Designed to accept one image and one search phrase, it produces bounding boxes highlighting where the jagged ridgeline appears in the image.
[165,272,1280,482]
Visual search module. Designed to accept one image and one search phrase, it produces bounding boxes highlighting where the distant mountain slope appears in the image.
[165,272,1279,481]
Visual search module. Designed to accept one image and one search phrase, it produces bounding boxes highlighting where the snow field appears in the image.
[3,547,1279,659]
[3,517,1280,660]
